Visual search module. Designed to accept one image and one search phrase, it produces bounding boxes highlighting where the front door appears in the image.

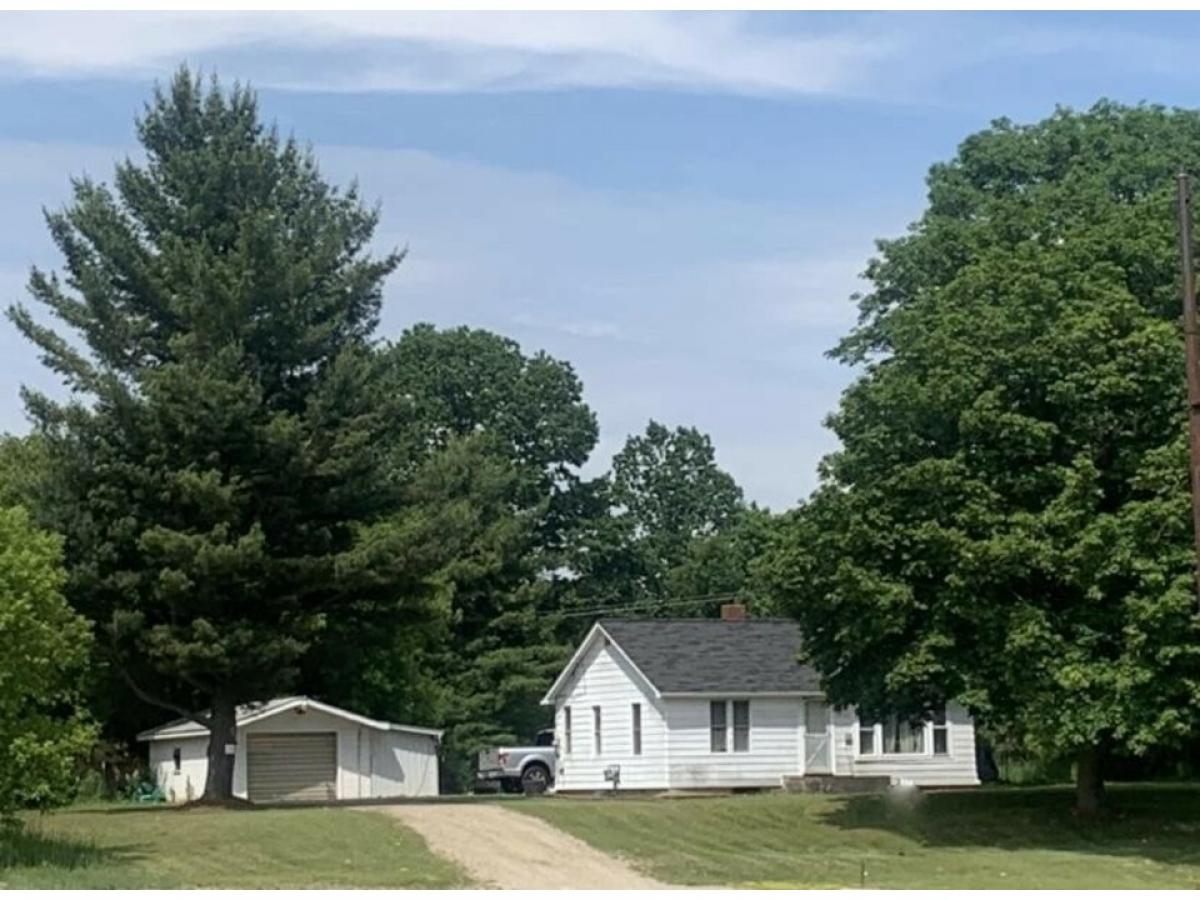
[804,701,832,774]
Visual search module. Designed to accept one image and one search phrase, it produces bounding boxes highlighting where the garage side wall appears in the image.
[150,735,208,804]
[370,730,440,798]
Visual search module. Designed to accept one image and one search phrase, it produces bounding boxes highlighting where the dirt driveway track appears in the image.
[370,802,672,889]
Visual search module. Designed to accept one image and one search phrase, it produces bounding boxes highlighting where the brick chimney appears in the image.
[720,602,747,621]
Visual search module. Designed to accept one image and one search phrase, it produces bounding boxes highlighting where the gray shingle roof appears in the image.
[599,618,822,694]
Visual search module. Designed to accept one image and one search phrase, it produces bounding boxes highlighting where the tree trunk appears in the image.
[202,696,238,803]
[1075,745,1105,815]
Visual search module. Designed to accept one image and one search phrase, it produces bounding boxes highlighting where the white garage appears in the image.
[138,696,441,804]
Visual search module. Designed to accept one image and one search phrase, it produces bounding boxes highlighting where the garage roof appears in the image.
[136,696,442,741]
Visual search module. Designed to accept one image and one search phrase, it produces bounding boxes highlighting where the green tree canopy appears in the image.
[314,326,596,789]
[763,101,1200,812]
[0,506,95,819]
[569,421,751,617]
[0,434,48,510]
[7,68,405,800]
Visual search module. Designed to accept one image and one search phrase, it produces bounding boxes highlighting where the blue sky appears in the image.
[3,11,1200,509]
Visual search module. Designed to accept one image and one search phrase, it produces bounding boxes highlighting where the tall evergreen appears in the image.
[311,325,597,789]
[8,68,402,801]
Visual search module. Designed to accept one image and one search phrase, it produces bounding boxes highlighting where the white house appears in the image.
[541,609,980,792]
[137,696,441,804]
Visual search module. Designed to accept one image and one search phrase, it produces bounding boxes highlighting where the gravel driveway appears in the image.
[370,802,671,889]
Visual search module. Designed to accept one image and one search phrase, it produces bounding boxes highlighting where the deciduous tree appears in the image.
[0,506,95,819]
[763,102,1200,812]
[569,421,751,618]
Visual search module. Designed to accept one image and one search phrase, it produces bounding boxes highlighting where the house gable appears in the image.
[541,623,661,706]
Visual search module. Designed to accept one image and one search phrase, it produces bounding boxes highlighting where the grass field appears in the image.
[0,804,469,889]
[519,783,1200,889]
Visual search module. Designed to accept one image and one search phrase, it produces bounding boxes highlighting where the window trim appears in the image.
[709,700,728,753]
[709,699,751,754]
[592,705,602,757]
[932,708,949,756]
[855,709,951,759]
[857,722,875,756]
[564,706,573,755]
[732,700,750,753]
[631,702,642,756]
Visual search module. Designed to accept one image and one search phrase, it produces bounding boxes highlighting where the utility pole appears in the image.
[1175,171,1200,596]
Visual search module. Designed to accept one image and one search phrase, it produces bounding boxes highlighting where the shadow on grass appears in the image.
[89,793,525,813]
[817,783,1200,867]
[0,824,120,871]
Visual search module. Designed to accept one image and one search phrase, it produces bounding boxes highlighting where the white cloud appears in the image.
[0,137,890,508]
[0,12,897,96]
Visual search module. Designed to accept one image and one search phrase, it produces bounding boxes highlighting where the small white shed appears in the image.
[137,696,441,804]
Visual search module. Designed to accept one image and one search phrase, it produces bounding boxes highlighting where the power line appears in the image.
[555,591,746,619]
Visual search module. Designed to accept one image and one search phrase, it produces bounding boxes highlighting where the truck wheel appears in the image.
[500,778,523,794]
[521,763,551,795]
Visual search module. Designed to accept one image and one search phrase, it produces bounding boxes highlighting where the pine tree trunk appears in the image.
[1074,745,1105,815]
[202,696,238,804]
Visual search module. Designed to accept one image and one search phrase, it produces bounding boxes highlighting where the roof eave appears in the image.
[541,622,664,705]
[137,697,442,741]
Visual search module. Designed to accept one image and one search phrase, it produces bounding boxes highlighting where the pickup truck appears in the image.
[476,729,556,795]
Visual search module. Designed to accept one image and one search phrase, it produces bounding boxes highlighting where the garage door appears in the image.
[246,733,337,803]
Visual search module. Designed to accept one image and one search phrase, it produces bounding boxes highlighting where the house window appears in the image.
[709,700,728,752]
[632,703,642,756]
[881,716,925,754]
[732,701,750,753]
[172,747,182,773]
[858,708,948,756]
[932,708,949,755]
[858,723,875,755]
[592,706,602,756]
[884,717,925,754]
[564,706,572,755]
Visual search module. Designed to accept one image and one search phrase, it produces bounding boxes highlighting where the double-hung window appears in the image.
[710,700,750,753]
[709,701,727,752]
[564,706,573,755]
[632,703,642,756]
[592,706,602,756]
[732,700,750,752]
[858,721,875,755]
[932,708,949,755]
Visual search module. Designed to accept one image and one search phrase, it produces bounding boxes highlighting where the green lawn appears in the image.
[519,783,1200,889]
[0,804,469,889]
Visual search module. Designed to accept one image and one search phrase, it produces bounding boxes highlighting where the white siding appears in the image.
[148,707,439,802]
[832,705,857,775]
[370,728,440,797]
[548,633,980,792]
[664,697,800,789]
[149,736,208,804]
[836,701,979,786]
[554,638,667,791]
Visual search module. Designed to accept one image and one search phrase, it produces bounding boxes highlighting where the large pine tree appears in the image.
[8,69,403,801]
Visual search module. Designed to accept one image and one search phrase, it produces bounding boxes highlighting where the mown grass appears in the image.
[519,783,1200,889]
[0,803,469,889]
